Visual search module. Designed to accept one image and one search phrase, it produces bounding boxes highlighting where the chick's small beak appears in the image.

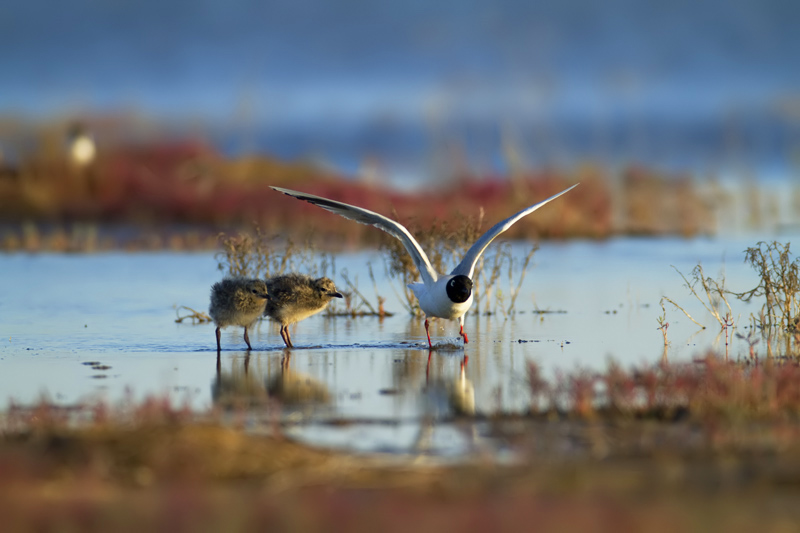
[331,292,344,298]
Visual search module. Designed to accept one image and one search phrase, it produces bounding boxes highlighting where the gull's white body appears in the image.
[271,184,578,346]
[410,275,472,320]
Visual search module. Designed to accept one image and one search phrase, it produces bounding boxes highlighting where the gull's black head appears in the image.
[446,275,473,303]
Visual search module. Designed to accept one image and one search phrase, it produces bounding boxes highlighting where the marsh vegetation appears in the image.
[663,240,800,360]
[2,129,784,252]
[6,350,800,531]
[6,134,800,531]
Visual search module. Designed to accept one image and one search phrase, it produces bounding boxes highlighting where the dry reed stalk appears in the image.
[175,306,212,324]
[670,264,733,328]
[734,241,800,333]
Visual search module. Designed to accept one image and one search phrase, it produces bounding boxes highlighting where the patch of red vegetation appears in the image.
[0,137,717,249]
[528,354,800,421]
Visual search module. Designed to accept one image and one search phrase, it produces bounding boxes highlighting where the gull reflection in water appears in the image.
[413,354,479,456]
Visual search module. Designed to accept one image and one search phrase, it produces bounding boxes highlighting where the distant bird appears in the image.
[66,123,96,168]
[271,184,577,347]
[209,278,270,352]
[264,273,343,348]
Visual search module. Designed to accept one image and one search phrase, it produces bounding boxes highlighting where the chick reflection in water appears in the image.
[211,355,269,408]
[264,274,343,348]
[212,353,330,410]
[267,352,331,407]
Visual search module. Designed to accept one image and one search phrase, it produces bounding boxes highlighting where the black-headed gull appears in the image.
[271,184,578,348]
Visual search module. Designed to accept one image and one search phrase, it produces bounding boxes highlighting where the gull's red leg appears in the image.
[459,320,469,344]
[425,318,432,348]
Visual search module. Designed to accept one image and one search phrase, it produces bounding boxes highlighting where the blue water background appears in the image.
[1,0,799,184]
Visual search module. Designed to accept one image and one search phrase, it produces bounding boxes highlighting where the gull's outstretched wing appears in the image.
[451,184,578,278]
[271,187,438,285]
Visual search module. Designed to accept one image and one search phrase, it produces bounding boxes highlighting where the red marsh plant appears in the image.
[3,137,733,251]
[0,117,734,248]
[6,362,800,532]
[620,166,714,237]
[528,355,800,422]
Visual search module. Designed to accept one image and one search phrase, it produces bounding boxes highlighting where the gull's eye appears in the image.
[449,280,455,287]
[251,289,257,294]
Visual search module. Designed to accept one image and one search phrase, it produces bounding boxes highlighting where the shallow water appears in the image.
[0,235,787,455]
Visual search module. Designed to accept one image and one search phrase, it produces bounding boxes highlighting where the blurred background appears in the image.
[1,0,799,247]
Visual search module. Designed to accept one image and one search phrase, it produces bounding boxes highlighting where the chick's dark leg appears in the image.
[243,327,253,350]
[285,326,294,348]
[216,327,222,353]
[280,325,293,348]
